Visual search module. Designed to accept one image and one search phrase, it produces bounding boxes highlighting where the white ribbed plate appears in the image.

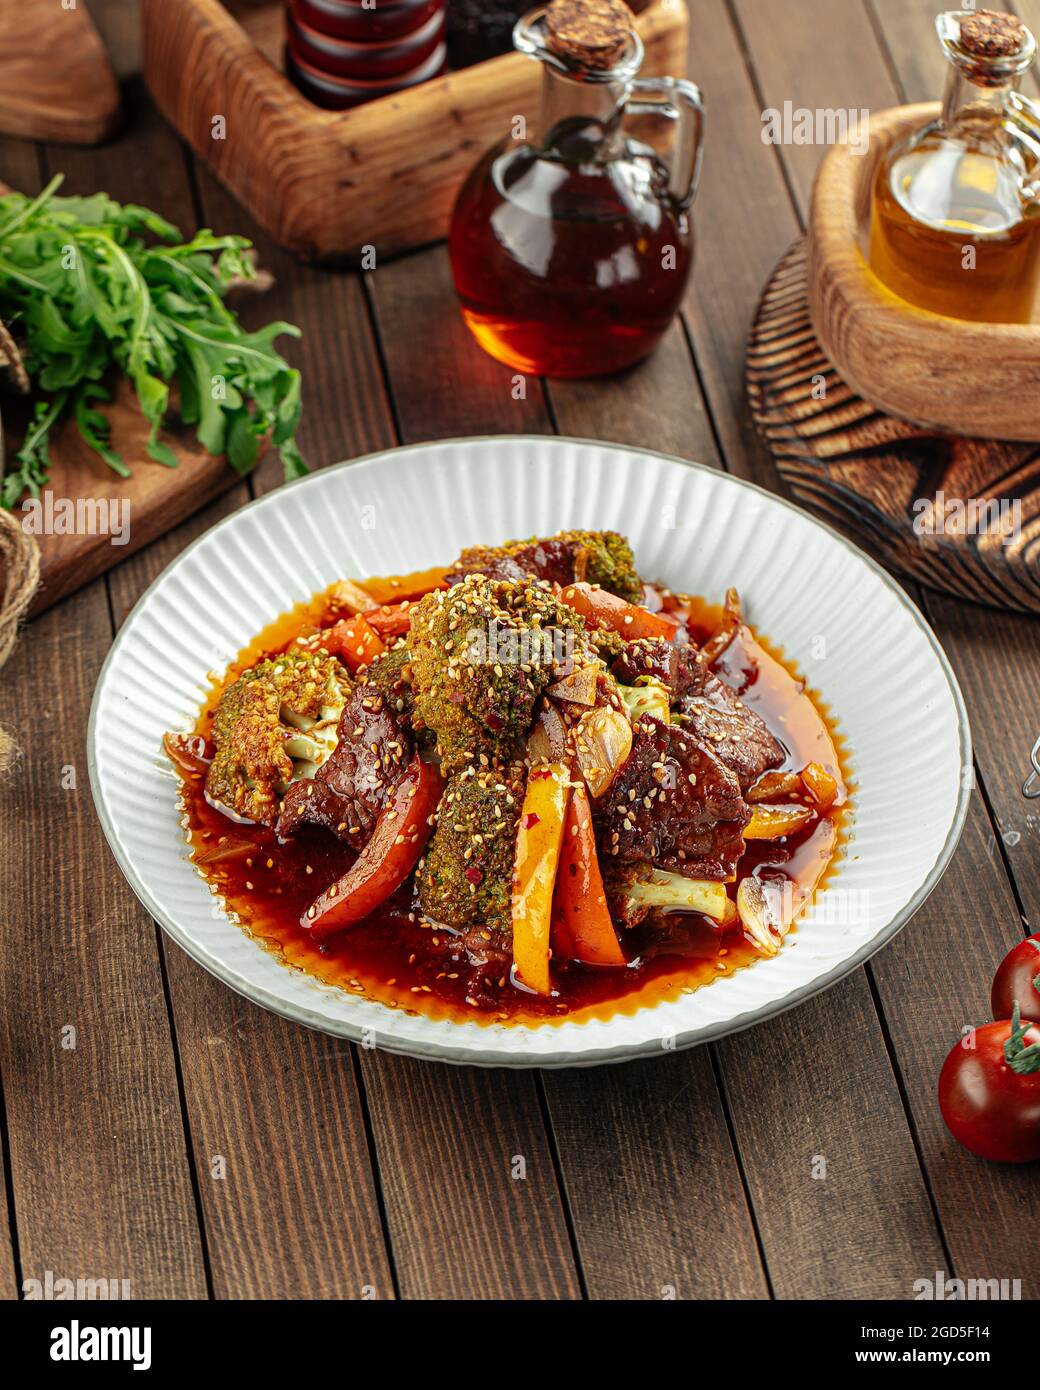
[89,438,971,1067]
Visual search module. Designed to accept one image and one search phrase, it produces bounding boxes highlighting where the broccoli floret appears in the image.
[417,762,525,931]
[606,864,734,930]
[365,643,415,723]
[563,529,642,604]
[408,574,585,771]
[205,648,348,825]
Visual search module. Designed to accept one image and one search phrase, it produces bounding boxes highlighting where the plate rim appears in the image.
[87,435,974,1068]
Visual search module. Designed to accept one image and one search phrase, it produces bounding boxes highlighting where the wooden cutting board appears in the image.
[747,241,1040,615]
[0,0,120,144]
[4,381,248,616]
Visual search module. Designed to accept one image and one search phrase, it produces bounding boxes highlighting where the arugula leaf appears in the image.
[0,174,306,506]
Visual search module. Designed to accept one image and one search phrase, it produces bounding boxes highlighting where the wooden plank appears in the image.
[544,1051,768,1299]
[732,0,1039,1289]
[0,1120,16,1300]
[359,1057,580,1299]
[359,244,585,1299]
[367,245,554,441]
[161,943,397,1299]
[679,0,804,488]
[548,321,718,460]
[0,109,52,1318]
[0,130,207,1298]
[0,580,209,1297]
[923,597,1040,931]
[544,335,768,1300]
[869,793,1040,1292]
[95,113,398,1290]
[731,0,896,214]
[717,976,948,1299]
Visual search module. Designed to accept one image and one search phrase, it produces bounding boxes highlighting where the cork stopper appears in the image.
[544,0,633,70]
[958,9,1025,59]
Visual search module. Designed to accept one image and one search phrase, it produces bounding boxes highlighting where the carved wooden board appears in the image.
[4,380,247,617]
[747,241,1040,614]
[0,0,120,144]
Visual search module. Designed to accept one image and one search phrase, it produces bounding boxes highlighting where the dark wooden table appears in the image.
[1,0,1038,1301]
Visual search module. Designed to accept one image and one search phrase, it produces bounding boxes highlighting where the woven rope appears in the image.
[0,508,40,773]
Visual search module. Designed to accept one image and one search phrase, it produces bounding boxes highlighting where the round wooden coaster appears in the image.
[746,240,1040,614]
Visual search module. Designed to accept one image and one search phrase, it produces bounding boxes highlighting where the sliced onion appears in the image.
[738,818,837,955]
[618,680,670,725]
[574,706,632,798]
[737,876,787,956]
[326,578,379,615]
[547,664,598,707]
[526,703,569,765]
[195,837,264,866]
[163,731,213,777]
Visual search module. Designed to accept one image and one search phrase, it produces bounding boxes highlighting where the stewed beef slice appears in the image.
[276,682,412,847]
[445,537,584,590]
[611,638,701,697]
[597,717,750,881]
[676,661,785,792]
[612,639,786,792]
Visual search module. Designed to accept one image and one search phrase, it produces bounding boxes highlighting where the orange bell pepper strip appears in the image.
[550,782,626,967]
[560,582,681,642]
[302,756,444,941]
[512,763,572,995]
[365,601,416,639]
[316,614,386,673]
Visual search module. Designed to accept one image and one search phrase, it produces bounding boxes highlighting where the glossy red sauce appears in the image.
[172,579,851,1026]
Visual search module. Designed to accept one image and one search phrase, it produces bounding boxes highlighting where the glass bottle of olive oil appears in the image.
[868,9,1040,323]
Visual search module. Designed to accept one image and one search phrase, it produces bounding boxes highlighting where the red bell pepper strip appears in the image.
[316,614,386,673]
[560,582,681,642]
[302,756,444,941]
[550,782,626,967]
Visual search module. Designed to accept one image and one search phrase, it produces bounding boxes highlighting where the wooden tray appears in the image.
[141,0,689,263]
[809,103,1040,442]
[748,241,1040,614]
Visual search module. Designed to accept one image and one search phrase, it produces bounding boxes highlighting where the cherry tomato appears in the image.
[991,934,1040,1025]
[938,1012,1040,1163]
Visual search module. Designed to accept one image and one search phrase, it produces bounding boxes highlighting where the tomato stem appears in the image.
[1004,1003,1040,1075]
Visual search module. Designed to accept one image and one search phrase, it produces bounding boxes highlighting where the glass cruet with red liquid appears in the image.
[448,0,705,377]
